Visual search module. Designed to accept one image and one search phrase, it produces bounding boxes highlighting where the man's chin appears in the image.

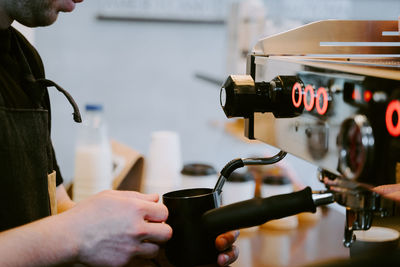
[17,14,58,28]
[16,0,81,27]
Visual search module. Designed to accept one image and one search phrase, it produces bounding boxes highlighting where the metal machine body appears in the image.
[221,20,400,246]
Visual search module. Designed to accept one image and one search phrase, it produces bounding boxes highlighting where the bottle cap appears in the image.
[181,163,217,176]
[85,104,103,111]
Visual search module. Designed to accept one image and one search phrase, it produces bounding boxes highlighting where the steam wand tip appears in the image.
[212,158,244,194]
[213,174,227,195]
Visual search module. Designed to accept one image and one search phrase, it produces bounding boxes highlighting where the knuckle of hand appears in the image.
[130,200,145,214]
[131,225,148,239]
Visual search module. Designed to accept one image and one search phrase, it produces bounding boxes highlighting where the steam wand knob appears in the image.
[220,75,304,119]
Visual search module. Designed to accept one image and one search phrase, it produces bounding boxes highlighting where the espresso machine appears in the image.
[220,20,400,247]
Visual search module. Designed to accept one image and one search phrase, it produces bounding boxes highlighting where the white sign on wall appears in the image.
[97,0,231,23]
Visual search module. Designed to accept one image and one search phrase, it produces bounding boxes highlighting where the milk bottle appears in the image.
[73,104,113,202]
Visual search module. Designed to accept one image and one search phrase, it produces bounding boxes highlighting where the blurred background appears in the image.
[16,0,400,189]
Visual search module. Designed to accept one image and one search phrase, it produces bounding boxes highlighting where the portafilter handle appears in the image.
[203,188,334,235]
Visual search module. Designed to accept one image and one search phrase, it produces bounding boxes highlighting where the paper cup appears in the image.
[143,131,182,195]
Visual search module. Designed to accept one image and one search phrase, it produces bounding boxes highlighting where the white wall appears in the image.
[34,0,399,190]
[12,21,35,44]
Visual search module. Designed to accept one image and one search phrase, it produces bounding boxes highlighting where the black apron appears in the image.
[0,33,81,231]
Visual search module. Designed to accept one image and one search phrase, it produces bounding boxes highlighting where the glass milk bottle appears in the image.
[73,104,113,202]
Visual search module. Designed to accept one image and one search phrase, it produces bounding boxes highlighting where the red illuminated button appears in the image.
[316,87,329,115]
[352,89,361,101]
[364,90,372,102]
[292,82,303,108]
[304,85,315,111]
[386,100,400,137]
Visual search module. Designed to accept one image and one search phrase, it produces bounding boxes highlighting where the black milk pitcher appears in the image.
[163,187,317,266]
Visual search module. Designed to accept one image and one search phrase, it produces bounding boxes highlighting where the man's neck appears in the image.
[0,6,13,29]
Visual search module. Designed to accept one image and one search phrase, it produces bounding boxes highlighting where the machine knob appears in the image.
[220,75,304,118]
[337,115,375,180]
[220,75,269,118]
[270,75,305,118]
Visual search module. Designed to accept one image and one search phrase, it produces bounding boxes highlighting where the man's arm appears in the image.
[373,184,400,202]
[0,190,172,267]
[0,184,78,266]
[0,187,237,267]
[0,212,78,266]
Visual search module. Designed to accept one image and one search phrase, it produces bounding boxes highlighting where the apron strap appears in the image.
[13,30,82,123]
[35,78,82,123]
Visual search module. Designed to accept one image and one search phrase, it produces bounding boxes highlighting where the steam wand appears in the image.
[213,150,287,194]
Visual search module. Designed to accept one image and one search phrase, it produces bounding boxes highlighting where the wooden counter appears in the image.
[231,207,349,267]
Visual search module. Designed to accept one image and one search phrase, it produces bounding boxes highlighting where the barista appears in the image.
[0,0,238,266]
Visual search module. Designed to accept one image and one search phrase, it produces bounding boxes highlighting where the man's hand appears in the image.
[59,190,172,266]
[215,230,240,266]
[373,184,400,202]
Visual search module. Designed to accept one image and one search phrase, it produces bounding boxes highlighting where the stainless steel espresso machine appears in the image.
[220,20,400,248]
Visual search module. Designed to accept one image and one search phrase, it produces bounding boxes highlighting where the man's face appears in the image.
[4,0,83,27]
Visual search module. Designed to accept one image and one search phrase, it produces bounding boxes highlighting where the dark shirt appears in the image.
[0,26,63,185]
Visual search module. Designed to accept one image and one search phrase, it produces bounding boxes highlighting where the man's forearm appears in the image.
[0,190,176,267]
[0,214,78,266]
